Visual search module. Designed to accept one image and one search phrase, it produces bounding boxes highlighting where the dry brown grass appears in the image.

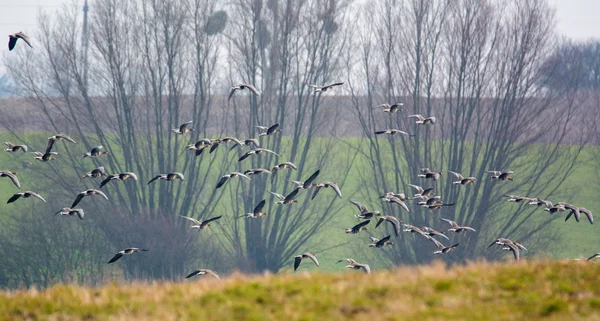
[1,260,600,320]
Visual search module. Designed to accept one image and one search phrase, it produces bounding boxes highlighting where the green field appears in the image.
[0,260,599,320]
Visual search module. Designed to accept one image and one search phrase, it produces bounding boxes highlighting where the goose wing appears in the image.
[71,193,85,208]
[147,175,163,185]
[179,215,202,225]
[253,199,266,214]
[202,215,222,226]
[242,83,260,96]
[303,252,319,267]
[303,169,320,189]
[7,193,22,204]
[284,188,300,202]
[108,252,124,264]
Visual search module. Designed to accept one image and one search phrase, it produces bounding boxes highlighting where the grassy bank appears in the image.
[1,260,599,320]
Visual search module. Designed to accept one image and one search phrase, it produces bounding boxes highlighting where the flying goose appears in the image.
[82,166,108,178]
[488,238,520,261]
[448,171,476,185]
[407,114,436,124]
[8,32,32,51]
[0,170,20,188]
[311,182,342,200]
[71,189,108,208]
[566,207,593,224]
[418,168,442,181]
[239,199,267,218]
[355,211,382,220]
[243,168,272,176]
[171,121,194,134]
[487,170,514,181]
[309,82,344,92]
[46,134,76,153]
[216,172,251,189]
[148,172,185,185]
[420,196,455,210]
[258,123,281,137]
[99,172,138,189]
[82,146,108,158]
[108,248,148,264]
[345,220,370,234]
[294,252,319,271]
[401,224,433,240]
[379,192,410,202]
[381,196,409,212]
[349,200,370,214]
[32,151,57,162]
[238,148,279,162]
[271,161,297,182]
[407,184,434,199]
[230,138,260,151]
[180,215,222,229]
[375,216,401,236]
[528,198,553,208]
[55,207,85,220]
[228,83,260,100]
[544,203,566,214]
[185,269,220,280]
[7,191,45,204]
[587,253,600,261]
[212,136,243,153]
[374,129,413,136]
[420,226,449,240]
[337,258,371,274]
[4,142,28,152]
[373,103,403,113]
[506,195,533,203]
[428,238,459,254]
[269,188,300,204]
[368,235,393,248]
[440,218,476,233]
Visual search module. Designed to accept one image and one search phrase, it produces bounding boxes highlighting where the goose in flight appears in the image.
[401,224,433,240]
[373,103,403,113]
[82,145,108,158]
[243,168,272,176]
[4,142,28,152]
[258,123,281,137]
[345,220,370,234]
[238,199,267,219]
[440,218,476,233]
[294,252,319,271]
[381,196,409,212]
[355,211,382,220]
[337,258,371,274]
[407,114,436,124]
[171,121,194,134]
[238,148,279,162]
[487,238,520,261]
[228,83,260,100]
[82,166,108,179]
[148,172,185,185]
[8,31,32,51]
[428,238,459,254]
[32,151,57,162]
[269,188,300,204]
[349,200,370,214]
[487,170,514,181]
[309,82,344,92]
[229,138,260,151]
[99,172,137,189]
[46,134,76,152]
[368,235,393,248]
[311,182,342,200]
[418,168,442,181]
[374,129,413,136]
[71,189,108,208]
[179,215,222,229]
[55,207,85,220]
[379,192,410,202]
[420,226,449,240]
[185,269,220,280]
[216,172,250,189]
[506,195,533,203]
[0,170,20,188]
[407,184,434,199]
[7,191,45,204]
[271,161,297,183]
[108,248,148,264]
[448,171,476,185]
[375,216,401,236]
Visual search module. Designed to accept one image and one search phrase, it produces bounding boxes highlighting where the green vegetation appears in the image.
[0,261,599,320]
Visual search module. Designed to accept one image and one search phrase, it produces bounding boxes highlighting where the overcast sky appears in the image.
[0,0,599,56]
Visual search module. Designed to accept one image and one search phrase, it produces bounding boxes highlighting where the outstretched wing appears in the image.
[303,169,320,189]
[303,252,319,267]
[7,193,21,204]
[71,193,85,208]
[253,199,266,214]
[108,253,124,264]
[147,175,162,185]
[284,188,300,202]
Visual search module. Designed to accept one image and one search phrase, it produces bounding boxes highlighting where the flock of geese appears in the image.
[3,31,598,283]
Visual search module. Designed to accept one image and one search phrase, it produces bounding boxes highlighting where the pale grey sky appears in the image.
[0,0,599,55]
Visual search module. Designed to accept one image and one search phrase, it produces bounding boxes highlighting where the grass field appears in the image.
[0,260,599,320]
